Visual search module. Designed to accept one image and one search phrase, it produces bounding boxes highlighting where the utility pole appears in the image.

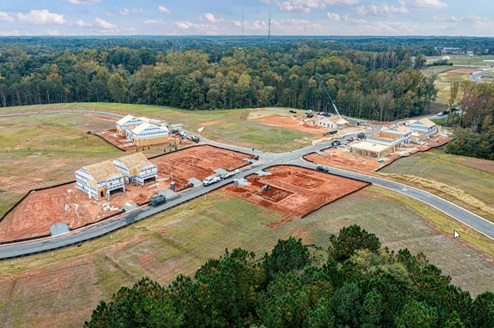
[242,11,244,37]
[268,12,271,47]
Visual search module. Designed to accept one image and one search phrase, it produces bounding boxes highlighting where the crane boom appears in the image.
[316,76,341,117]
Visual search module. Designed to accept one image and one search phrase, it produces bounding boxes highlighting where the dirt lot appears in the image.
[153,145,252,191]
[305,132,454,174]
[448,69,477,74]
[0,145,252,242]
[221,165,369,227]
[252,115,368,137]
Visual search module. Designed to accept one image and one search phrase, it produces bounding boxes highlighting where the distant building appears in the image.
[407,118,437,140]
[349,141,393,159]
[316,116,348,129]
[384,125,412,146]
[127,122,169,147]
[365,131,403,153]
[116,115,144,137]
[113,152,158,185]
[75,161,125,199]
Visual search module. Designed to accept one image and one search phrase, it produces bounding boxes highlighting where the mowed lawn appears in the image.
[1,186,493,328]
[0,103,313,152]
[379,148,494,222]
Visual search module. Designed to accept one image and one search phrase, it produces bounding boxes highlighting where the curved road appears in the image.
[1,110,493,259]
[470,68,494,84]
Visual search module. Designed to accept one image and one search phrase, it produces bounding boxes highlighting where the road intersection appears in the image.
[1,110,493,259]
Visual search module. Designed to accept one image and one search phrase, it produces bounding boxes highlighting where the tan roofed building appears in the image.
[126,122,169,147]
[316,116,348,129]
[75,161,125,199]
[113,152,158,185]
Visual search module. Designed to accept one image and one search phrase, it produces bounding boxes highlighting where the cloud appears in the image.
[118,8,143,16]
[74,19,92,27]
[355,4,409,16]
[0,11,14,23]
[16,10,66,25]
[145,19,165,25]
[325,0,359,4]
[94,18,116,29]
[400,0,447,9]
[326,12,340,20]
[174,21,221,35]
[67,0,100,4]
[158,6,170,13]
[0,30,21,36]
[276,0,359,13]
[203,13,223,24]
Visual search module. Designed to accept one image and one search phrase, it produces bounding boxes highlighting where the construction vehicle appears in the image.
[149,194,166,206]
[316,75,342,117]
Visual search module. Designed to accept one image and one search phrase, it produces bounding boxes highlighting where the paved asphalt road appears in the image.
[470,68,494,84]
[1,110,493,259]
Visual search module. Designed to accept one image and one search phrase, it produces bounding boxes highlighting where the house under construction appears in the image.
[75,161,125,199]
[113,152,158,185]
[116,115,168,147]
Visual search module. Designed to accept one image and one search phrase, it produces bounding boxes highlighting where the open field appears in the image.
[426,55,494,67]
[379,148,494,222]
[0,145,252,242]
[1,103,314,152]
[1,186,493,327]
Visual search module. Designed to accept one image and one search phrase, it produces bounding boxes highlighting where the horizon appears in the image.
[0,0,492,37]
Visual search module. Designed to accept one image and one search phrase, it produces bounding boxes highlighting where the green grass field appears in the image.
[379,148,494,222]
[0,103,313,152]
[1,186,493,328]
[426,55,494,67]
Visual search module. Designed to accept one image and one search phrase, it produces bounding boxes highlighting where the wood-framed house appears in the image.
[113,152,158,185]
[75,161,125,199]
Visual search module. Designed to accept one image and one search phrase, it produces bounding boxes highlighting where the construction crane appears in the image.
[316,75,341,117]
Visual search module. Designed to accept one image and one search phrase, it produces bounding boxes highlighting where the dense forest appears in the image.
[0,37,443,120]
[445,81,494,160]
[84,225,494,327]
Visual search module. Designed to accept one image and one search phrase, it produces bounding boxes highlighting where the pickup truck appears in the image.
[203,175,222,186]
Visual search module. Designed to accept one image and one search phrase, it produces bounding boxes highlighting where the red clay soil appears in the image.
[220,166,368,228]
[253,115,331,135]
[0,145,253,243]
[448,69,477,74]
[304,133,454,175]
[94,129,138,151]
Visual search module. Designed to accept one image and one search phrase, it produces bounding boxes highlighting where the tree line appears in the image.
[444,81,494,160]
[85,225,494,327]
[0,40,439,121]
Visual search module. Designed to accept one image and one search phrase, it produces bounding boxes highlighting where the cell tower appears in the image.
[268,13,271,47]
[242,12,244,37]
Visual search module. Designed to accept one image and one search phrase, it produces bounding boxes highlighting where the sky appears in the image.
[0,0,492,37]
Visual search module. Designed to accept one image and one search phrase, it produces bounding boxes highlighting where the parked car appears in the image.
[289,109,297,113]
[357,132,366,139]
[316,165,330,173]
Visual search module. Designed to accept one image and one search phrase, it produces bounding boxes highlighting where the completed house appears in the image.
[75,161,125,199]
[316,116,348,129]
[113,152,158,185]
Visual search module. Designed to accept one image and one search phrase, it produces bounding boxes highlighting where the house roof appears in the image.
[84,161,122,182]
[328,116,348,125]
[116,114,136,126]
[115,152,154,171]
[388,125,412,135]
[132,122,168,135]
[317,116,348,125]
[418,118,436,128]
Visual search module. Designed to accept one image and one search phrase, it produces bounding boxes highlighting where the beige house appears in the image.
[316,116,349,129]
[127,122,169,147]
